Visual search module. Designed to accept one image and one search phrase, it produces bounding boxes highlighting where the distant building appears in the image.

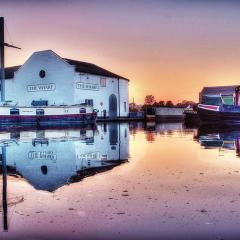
[3,50,129,118]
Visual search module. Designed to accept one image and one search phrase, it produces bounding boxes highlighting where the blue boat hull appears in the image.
[198,104,240,124]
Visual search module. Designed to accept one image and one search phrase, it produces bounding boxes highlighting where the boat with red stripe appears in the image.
[198,85,240,124]
[0,104,98,126]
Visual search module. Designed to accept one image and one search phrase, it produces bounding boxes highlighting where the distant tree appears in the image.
[158,100,165,107]
[176,100,197,108]
[144,95,155,106]
[176,102,183,108]
[165,100,174,108]
[152,101,159,107]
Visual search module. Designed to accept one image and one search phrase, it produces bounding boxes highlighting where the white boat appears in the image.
[0,104,97,125]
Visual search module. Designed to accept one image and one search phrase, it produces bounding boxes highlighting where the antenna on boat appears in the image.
[0,17,21,102]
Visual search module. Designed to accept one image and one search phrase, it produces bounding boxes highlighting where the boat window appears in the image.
[201,96,222,105]
[222,95,234,105]
[10,108,19,115]
[80,108,86,113]
[31,100,48,106]
[36,109,45,115]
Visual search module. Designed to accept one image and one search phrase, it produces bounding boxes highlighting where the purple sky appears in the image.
[1,0,240,103]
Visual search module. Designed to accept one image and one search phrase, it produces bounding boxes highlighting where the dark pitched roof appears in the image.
[64,58,129,81]
[5,65,21,79]
[200,85,239,96]
[4,59,129,81]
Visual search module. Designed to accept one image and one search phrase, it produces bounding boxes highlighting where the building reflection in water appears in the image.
[0,123,129,230]
[1,123,129,192]
[195,125,240,156]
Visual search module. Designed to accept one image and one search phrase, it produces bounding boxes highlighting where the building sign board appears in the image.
[27,83,56,92]
[77,151,104,160]
[76,82,99,91]
[28,150,57,160]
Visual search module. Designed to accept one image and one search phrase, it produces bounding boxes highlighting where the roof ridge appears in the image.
[65,58,129,81]
[4,55,129,81]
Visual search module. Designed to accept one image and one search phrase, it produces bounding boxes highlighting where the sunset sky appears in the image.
[1,0,240,104]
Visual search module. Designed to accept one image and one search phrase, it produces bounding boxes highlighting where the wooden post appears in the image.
[0,17,5,102]
[1,146,7,231]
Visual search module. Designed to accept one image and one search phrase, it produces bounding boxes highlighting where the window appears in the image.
[124,102,127,112]
[100,77,106,87]
[31,100,48,106]
[41,165,48,175]
[36,109,45,115]
[39,70,46,78]
[10,108,19,115]
[80,108,86,113]
[85,99,93,106]
[222,95,234,105]
[201,96,222,105]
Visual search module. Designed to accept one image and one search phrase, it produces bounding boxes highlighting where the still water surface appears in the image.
[1,122,240,239]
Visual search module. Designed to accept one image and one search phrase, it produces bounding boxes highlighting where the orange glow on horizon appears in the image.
[2,1,240,105]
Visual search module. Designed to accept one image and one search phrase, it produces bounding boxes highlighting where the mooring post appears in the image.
[0,17,5,102]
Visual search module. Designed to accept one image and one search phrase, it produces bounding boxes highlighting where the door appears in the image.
[109,94,117,118]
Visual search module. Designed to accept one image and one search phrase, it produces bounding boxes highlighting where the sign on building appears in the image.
[76,82,99,91]
[27,83,56,92]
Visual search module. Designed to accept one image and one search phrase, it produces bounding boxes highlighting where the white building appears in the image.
[4,50,129,118]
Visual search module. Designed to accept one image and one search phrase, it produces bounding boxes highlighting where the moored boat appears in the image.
[198,85,240,124]
[0,104,97,125]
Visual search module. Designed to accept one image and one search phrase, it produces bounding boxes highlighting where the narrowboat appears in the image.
[0,103,97,126]
[198,85,240,124]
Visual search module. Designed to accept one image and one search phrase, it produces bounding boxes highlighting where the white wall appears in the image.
[119,79,129,117]
[3,123,129,191]
[5,50,76,106]
[4,50,129,117]
[73,74,129,117]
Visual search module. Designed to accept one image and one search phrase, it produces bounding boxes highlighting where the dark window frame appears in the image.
[10,108,20,115]
[36,109,45,115]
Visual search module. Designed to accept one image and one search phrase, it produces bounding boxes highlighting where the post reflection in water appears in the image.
[0,123,129,230]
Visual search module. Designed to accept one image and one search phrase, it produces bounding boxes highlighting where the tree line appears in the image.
[130,95,197,112]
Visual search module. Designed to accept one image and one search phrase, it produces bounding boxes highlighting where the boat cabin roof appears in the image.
[200,85,239,96]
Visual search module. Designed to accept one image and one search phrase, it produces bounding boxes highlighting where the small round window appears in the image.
[39,70,46,78]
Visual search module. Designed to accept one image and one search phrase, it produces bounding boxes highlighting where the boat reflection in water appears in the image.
[195,125,240,156]
[1,123,129,192]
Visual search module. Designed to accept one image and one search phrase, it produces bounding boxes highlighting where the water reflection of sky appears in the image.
[2,122,240,240]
